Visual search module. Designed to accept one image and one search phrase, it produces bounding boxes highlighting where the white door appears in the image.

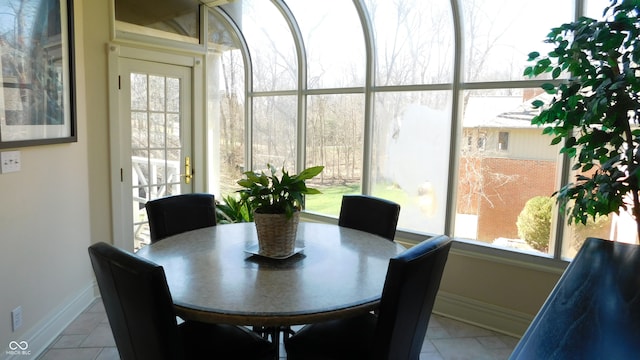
[118,58,193,250]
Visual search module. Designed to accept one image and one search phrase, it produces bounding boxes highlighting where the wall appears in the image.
[0,0,112,357]
[434,248,563,336]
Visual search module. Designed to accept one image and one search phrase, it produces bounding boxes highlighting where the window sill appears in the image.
[301,211,568,275]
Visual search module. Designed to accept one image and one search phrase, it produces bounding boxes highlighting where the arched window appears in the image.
[203,0,627,260]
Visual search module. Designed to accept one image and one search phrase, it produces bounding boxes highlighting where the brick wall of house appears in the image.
[458,157,557,242]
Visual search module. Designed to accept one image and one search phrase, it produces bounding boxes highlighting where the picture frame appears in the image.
[0,0,76,148]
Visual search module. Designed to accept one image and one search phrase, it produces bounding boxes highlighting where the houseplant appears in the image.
[237,164,324,257]
[215,194,254,224]
[524,0,640,240]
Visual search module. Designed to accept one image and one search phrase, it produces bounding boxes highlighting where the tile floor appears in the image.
[38,298,519,360]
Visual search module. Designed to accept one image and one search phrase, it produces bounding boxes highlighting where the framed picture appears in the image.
[0,0,76,148]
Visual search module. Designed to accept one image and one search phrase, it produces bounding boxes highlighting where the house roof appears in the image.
[464,94,551,129]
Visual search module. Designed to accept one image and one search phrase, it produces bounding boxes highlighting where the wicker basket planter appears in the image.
[253,211,300,258]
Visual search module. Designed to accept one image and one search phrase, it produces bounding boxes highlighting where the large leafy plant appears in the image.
[237,164,324,218]
[524,0,640,237]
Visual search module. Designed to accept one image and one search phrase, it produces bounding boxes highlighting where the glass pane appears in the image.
[366,0,454,86]
[149,150,166,187]
[288,0,365,89]
[166,77,180,112]
[305,94,365,216]
[562,214,614,260]
[455,89,561,255]
[240,0,297,91]
[131,74,148,110]
[585,0,613,18]
[149,75,165,112]
[207,10,247,198]
[131,112,148,149]
[560,165,638,259]
[166,114,180,147]
[132,149,149,192]
[372,91,452,234]
[166,183,181,197]
[149,113,165,148]
[166,154,181,190]
[252,96,296,170]
[461,0,573,82]
[115,0,199,39]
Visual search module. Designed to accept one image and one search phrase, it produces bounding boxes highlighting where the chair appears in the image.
[145,193,217,243]
[284,235,452,360]
[338,195,401,241]
[88,242,275,360]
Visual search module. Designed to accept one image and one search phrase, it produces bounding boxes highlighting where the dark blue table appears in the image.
[510,237,640,359]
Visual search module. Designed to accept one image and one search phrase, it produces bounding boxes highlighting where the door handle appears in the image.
[182,156,192,184]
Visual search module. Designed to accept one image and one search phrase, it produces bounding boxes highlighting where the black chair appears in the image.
[338,195,401,241]
[145,193,217,243]
[88,242,275,360]
[284,235,452,360]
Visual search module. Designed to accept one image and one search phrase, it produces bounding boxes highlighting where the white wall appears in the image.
[0,0,112,357]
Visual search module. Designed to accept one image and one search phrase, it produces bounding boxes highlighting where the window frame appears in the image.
[203,0,602,264]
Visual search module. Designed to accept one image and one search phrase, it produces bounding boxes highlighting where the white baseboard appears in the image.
[433,291,533,338]
[2,282,98,360]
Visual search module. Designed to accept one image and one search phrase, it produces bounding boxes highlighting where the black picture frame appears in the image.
[0,0,77,148]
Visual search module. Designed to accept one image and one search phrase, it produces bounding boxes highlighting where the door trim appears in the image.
[108,44,205,251]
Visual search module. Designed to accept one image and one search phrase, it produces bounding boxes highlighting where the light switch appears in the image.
[1,151,21,173]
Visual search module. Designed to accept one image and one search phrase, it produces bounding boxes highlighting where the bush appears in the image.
[516,196,552,252]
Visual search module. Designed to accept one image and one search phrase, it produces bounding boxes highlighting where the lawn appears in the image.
[305,182,409,216]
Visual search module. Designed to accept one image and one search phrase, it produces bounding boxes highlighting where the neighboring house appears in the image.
[458,92,558,246]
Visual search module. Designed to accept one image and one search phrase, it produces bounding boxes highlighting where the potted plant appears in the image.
[216,194,254,224]
[237,164,324,257]
[524,0,640,240]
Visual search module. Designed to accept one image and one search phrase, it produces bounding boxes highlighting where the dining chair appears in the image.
[88,242,275,360]
[338,195,401,241]
[145,193,217,243]
[284,235,452,360]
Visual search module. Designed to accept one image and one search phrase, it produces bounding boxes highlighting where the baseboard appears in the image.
[433,291,533,338]
[2,282,98,360]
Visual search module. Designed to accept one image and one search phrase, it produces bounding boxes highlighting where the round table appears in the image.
[136,222,405,327]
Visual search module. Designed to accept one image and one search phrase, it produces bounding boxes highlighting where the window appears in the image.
[498,132,509,151]
[477,133,486,151]
[204,0,634,261]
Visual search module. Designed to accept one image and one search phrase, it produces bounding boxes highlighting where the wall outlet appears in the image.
[1,151,21,173]
[12,306,23,331]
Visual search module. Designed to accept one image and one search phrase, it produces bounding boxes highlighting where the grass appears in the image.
[304,182,409,216]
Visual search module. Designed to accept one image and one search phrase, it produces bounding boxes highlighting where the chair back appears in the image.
[374,235,452,359]
[145,193,217,243]
[88,242,185,360]
[338,195,401,241]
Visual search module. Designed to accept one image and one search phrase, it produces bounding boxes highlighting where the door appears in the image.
[118,58,193,250]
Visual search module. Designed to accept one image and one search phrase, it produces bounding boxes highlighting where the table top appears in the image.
[137,222,405,326]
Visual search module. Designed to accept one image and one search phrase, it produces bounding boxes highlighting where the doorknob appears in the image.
[182,156,192,184]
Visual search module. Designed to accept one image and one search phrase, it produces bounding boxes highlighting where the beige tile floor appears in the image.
[38,298,519,360]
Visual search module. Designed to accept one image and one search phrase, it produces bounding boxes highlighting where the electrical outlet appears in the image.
[1,151,21,173]
[12,306,23,331]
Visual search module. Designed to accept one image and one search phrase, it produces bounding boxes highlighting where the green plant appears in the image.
[516,196,553,252]
[237,164,324,218]
[524,0,640,238]
[215,194,253,224]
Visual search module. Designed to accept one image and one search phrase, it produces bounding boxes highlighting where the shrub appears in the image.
[517,196,553,252]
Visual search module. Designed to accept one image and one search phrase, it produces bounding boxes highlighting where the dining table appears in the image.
[136,221,405,357]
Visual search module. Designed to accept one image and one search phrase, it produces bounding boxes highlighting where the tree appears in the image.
[517,196,553,252]
[525,0,640,240]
